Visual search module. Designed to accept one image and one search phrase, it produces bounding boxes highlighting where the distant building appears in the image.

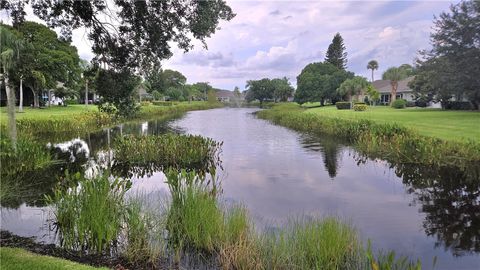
[215,89,236,102]
[372,76,416,105]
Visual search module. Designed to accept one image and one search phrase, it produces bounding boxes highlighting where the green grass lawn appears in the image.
[0,105,98,122]
[305,105,480,142]
[0,248,108,270]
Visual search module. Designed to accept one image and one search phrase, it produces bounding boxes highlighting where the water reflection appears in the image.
[299,134,345,178]
[395,164,480,256]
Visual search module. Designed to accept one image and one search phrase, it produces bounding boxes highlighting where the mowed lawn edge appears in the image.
[0,247,108,270]
[304,105,480,143]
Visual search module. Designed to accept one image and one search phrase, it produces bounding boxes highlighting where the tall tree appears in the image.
[3,0,235,71]
[367,60,379,82]
[272,77,294,102]
[15,21,81,108]
[382,67,408,104]
[79,59,97,106]
[162,70,187,89]
[0,25,21,144]
[245,78,274,105]
[413,0,480,109]
[295,62,353,105]
[325,33,348,70]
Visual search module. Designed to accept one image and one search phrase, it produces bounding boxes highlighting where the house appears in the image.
[215,89,235,102]
[372,76,416,105]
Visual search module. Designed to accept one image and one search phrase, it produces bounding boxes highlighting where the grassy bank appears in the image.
[0,101,222,135]
[257,103,480,170]
[0,247,108,270]
[305,105,479,142]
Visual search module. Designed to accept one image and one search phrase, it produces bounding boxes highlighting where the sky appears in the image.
[1,0,458,90]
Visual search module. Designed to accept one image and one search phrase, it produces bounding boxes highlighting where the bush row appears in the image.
[441,101,474,110]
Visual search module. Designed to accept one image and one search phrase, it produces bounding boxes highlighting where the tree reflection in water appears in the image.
[299,134,344,179]
[395,163,480,256]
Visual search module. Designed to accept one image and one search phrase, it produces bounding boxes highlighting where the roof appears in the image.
[372,76,415,93]
[215,89,234,98]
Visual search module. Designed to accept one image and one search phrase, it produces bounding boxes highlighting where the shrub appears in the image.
[353,104,367,111]
[336,102,351,110]
[406,101,416,107]
[415,100,428,107]
[152,100,173,106]
[98,102,118,115]
[140,101,152,106]
[391,99,407,109]
[64,99,78,105]
[441,101,473,110]
[151,90,162,100]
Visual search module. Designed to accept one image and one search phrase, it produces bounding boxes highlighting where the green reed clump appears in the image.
[113,134,222,177]
[124,195,166,265]
[257,103,480,170]
[257,218,363,270]
[47,172,130,254]
[366,241,423,270]
[0,135,58,206]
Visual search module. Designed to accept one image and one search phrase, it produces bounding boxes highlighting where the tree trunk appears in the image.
[32,88,39,108]
[19,77,23,112]
[85,79,89,106]
[4,74,17,145]
[47,90,52,107]
[390,82,398,104]
[371,69,374,82]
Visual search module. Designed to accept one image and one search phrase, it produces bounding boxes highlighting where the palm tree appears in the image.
[0,26,22,145]
[367,60,379,82]
[382,67,408,104]
[336,76,369,102]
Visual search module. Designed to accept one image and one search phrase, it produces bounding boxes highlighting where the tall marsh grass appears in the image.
[47,173,130,254]
[257,103,480,170]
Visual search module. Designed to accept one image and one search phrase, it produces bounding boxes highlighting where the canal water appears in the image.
[2,108,479,269]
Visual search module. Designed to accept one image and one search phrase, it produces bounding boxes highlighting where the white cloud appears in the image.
[2,0,458,89]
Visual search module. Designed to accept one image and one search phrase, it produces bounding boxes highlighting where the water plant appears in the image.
[257,103,480,170]
[113,134,222,177]
[47,172,131,254]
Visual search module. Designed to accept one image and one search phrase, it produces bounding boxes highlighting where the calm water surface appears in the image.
[2,108,479,269]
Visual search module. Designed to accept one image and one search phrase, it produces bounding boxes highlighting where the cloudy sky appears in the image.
[3,0,458,90]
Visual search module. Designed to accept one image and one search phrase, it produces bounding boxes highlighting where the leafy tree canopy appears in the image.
[245,78,274,104]
[2,0,235,71]
[411,0,480,109]
[336,76,369,102]
[271,77,294,102]
[295,62,353,105]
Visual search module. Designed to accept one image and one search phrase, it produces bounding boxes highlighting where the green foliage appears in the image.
[272,77,294,102]
[14,21,81,104]
[245,78,274,104]
[165,87,184,101]
[140,101,152,107]
[124,195,165,265]
[295,62,353,105]
[366,85,380,105]
[336,76,369,101]
[95,69,141,118]
[112,134,222,177]
[366,241,422,270]
[325,32,348,70]
[151,90,162,100]
[442,101,473,110]
[257,103,480,168]
[391,99,407,109]
[411,1,479,109]
[0,135,57,206]
[367,60,379,81]
[353,104,368,111]
[207,89,217,103]
[8,1,235,70]
[47,173,131,254]
[336,102,351,110]
[258,218,363,269]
